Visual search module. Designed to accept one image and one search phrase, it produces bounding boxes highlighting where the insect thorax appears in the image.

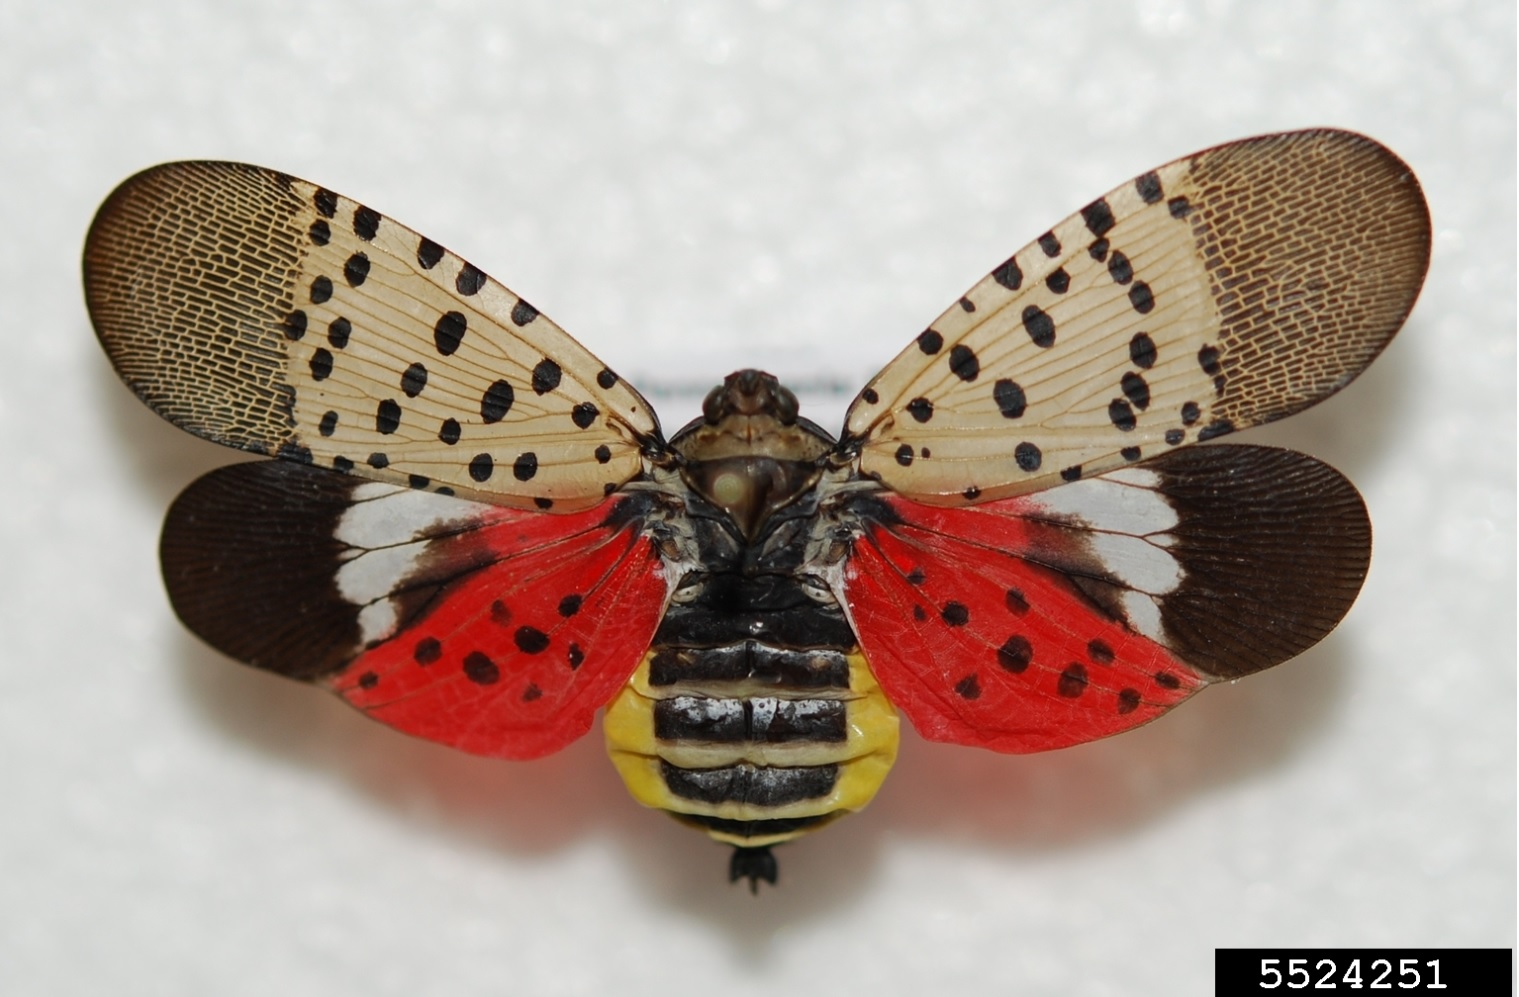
[603,371,899,886]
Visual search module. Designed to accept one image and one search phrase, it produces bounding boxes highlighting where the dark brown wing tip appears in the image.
[1191,129,1432,428]
[83,161,306,451]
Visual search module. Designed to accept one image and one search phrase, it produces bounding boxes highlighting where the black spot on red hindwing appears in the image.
[905,567,926,586]
[414,637,442,665]
[912,605,927,621]
[358,671,379,689]
[1058,663,1088,697]
[998,635,1032,673]
[1022,305,1055,348]
[464,651,500,685]
[490,600,512,625]
[557,594,583,617]
[481,380,514,423]
[954,674,982,700]
[906,398,934,423]
[991,256,1022,290]
[1087,640,1115,664]
[531,358,562,395]
[941,602,969,626]
[1135,172,1163,204]
[456,263,486,296]
[1014,442,1041,471]
[1117,688,1141,714]
[513,453,538,481]
[1130,332,1157,369]
[523,683,543,702]
[434,311,467,355]
[948,345,980,382]
[1154,671,1181,690]
[511,300,538,326]
[567,644,585,670]
[917,329,944,355]
[344,253,369,287]
[1081,198,1115,237]
[514,627,550,654]
[1005,588,1029,614]
[401,362,428,397]
[469,453,493,481]
[353,206,381,240]
[327,317,351,348]
[418,238,444,270]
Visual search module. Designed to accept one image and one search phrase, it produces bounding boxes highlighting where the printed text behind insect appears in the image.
[84,130,1429,889]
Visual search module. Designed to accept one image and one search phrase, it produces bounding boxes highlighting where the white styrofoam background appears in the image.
[3,2,1512,994]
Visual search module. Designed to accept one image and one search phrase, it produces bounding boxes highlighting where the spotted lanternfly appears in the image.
[86,130,1429,890]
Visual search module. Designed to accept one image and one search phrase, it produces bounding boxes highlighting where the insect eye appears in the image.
[701,384,727,424]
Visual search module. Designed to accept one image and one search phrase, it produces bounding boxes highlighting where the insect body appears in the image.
[85,130,1430,888]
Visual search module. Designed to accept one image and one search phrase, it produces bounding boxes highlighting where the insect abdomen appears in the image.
[604,632,899,848]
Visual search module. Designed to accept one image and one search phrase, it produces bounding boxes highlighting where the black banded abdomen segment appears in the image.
[654,696,848,743]
[604,645,899,848]
[660,761,839,807]
[647,642,850,689]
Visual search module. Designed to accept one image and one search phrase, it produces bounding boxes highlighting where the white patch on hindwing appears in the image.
[333,482,496,644]
[1025,468,1181,642]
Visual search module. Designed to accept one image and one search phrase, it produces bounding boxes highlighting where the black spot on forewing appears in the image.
[1037,232,1061,257]
[513,453,538,481]
[401,362,428,398]
[327,317,351,349]
[1081,199,1115,237]
[596,368,618,390]
[353,206,381,240]
[456,263,486,296]
[469,453,493,481]
[344,253,369,287]
[376,400,401,434]
[481,380,514,423]
[309,349,333,381]
[991,256,1023,290]
[1130,332,1157,369]
[917,329,944,355]
[1121,372,1150,410]
[1108,399,1136,431]
[993,379,1026,419]
[1022,306,1055,348]
[1129,281,1154,314]
[906,398,934,423]
[1135,172,1163,204]
[318,411,337,437]
[282,310,307,341]
[1014,442,1041,471]
[572,402,599,429]
[948,344,979,382]
[439,418,461,445]
[532,358,562,395]
[512,300,539,326]
[310,275,333,304]
[417,238,444,270]
[313,188,338,218]
[1045,268,1070,294]
[1107,251,1133,285]
[434,311,467,355]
